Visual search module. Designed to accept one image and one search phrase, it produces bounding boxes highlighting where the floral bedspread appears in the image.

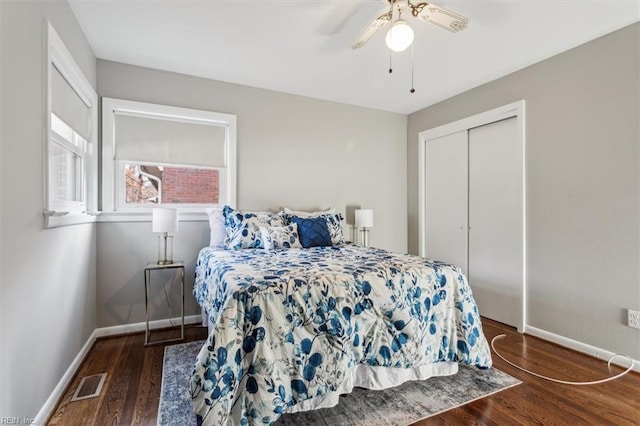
[191,245,492,425]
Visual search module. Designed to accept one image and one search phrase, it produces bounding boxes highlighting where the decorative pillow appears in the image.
[283,210,345,245]
[259,224,302,251]
[206,208,226,247]
[283,207,336,218]
[291,216,332,248]
[324,212,345,245]
[223,205,286,249]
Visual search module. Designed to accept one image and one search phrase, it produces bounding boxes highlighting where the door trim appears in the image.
[418,100,526,332]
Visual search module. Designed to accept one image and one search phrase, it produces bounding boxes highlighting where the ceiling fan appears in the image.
[351,0,469,51]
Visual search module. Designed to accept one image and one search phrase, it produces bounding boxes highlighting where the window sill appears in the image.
[44,211,97,228]
[96,211,208,223]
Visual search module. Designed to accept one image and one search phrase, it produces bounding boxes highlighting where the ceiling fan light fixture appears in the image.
[385,19,414,52]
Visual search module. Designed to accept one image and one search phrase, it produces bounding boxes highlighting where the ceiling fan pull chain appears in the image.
[410,41,416,93]
[389,51,393,73]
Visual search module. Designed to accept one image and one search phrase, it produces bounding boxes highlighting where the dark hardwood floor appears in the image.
[48,318,639,425]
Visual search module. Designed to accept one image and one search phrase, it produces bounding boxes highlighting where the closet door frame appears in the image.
[418,100,526,332]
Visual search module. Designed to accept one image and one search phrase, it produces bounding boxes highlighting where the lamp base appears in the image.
[360,228,370,247]
[157,234,174,265]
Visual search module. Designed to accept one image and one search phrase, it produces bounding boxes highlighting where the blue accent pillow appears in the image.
[283,212,345,245]
[291,216,332,248]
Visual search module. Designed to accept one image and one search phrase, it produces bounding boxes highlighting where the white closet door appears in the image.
[425,130,468,273]
[468,117,523,330]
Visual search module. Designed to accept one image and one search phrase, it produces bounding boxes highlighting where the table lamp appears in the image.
[355,209,374,247]
[152,208,178,265]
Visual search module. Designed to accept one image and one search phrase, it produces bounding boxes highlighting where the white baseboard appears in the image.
[95,314,202,338]
[34,314,204,424]
[33,329,98,425]
[524,325,640,373]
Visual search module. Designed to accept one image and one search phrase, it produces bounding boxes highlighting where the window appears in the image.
[45,22,98,227]
[101,98,236,215]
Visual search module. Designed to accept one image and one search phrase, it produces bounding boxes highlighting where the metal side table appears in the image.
[144,261,185,346]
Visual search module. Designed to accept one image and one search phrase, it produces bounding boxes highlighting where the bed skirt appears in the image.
[284,361,458,413]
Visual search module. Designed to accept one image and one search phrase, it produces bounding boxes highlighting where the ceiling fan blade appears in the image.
[350,10,393,49]
[412,2,469,33]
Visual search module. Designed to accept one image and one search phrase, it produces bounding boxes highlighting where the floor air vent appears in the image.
[70,373,107,402]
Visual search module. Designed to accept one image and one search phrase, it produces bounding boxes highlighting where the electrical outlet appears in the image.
[628,309,640,329]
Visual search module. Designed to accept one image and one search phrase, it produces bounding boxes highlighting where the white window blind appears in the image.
[51,64,91,139]
[113,114,227,168]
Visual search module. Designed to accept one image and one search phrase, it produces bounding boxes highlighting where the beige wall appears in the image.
[0,0,97,419]
[96,60,408,327]
[407,23,640,359]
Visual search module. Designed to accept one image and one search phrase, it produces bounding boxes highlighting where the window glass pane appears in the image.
[125,164,159,204]
[52,113,87,152]
[125,164,219,205]
[51,113,73,141]
[51,142,82,202]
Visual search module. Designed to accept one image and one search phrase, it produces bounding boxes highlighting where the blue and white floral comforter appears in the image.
[191,245,492,425]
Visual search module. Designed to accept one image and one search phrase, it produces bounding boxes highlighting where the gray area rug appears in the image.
[158,340,520,426]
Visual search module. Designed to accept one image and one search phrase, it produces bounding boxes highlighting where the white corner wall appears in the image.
[0,0,97,420]
[96,60,408,327]
[407,23,640,360]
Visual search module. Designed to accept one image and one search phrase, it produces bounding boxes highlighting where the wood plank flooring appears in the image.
[48,319,639,425]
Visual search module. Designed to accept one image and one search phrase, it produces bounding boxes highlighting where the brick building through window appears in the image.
[125,164,219,205]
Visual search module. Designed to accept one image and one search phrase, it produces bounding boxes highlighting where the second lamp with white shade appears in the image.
[355,209,374,247]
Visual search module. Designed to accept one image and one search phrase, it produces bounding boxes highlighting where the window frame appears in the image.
[44,22,98,228]
[101,97,237,219]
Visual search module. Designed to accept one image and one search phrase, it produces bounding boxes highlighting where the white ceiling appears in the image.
[68,0,639,114]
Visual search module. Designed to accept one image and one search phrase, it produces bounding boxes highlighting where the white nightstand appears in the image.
[144,261,185,346]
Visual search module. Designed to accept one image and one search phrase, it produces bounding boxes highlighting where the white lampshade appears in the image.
[152,208,178,233]
[355,209,374,229]
[385,20,414,52]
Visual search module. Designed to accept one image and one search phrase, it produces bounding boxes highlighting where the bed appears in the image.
[191,206,491,425]
[190,231,492,425]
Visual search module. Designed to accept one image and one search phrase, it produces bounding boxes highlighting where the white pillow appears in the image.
[283,207,336,218]
[206,208,226,247]
[259,224,302,251]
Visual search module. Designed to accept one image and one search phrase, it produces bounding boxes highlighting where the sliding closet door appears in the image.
[424,130,468,273]
[467,117,523,329]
